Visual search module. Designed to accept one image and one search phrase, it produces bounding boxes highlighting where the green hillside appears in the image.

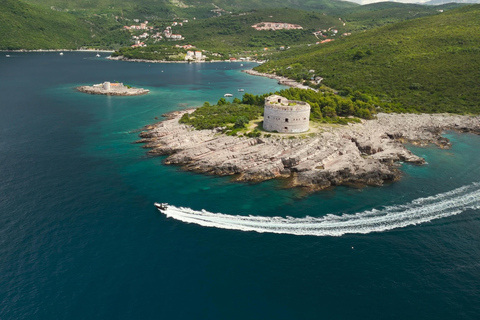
[112,4,450,59]
[337,2,465,32]
[0,0,130,50]
[0,0,91,49]
[111,7,353,60]
[255,5,480,114]
[2,0,454,51]
[205,0,357,11]
[179,8,343,51]
[21,0,358,20]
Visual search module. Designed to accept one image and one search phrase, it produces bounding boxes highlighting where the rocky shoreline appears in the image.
[107,55,254,64]
[137,112,480,192]
[107,56,195,64]
[242,69,317,91]
[5,49,114,53]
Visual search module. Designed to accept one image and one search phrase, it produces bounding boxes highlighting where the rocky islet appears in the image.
[137,112,480,192]
[77,81,149,96]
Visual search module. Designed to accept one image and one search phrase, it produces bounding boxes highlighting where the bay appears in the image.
[1,52,479,319]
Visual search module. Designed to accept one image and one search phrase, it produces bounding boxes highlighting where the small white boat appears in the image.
[238,89,244,92]
[240,64,243,66]
[224,93,233,97]
[5,55,10,57]
[96,53,101,57]
[154,202,168,211]
[59,52,64,56]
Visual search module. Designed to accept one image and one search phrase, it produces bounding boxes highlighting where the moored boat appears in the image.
[224,93,233,97]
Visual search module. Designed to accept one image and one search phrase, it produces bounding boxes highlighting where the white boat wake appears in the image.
[159,183,480,236]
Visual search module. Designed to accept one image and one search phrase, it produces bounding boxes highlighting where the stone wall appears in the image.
[263,95,310,133]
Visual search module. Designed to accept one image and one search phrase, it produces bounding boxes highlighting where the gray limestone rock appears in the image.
[138,112,480,192]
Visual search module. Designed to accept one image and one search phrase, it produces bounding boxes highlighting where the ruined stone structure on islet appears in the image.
[76,81,149,96]
[263,95,310,133]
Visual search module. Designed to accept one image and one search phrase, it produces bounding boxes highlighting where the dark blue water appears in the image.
[1,52,480,319]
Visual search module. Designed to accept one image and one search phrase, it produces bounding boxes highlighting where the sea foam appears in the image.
[159,183,480,236]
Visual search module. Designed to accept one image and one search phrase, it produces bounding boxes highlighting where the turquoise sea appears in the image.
[1,52,480,319]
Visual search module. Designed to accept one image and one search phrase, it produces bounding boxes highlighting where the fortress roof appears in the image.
[264,95,310,111]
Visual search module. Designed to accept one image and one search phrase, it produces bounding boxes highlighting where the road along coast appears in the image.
[138,112,480,192]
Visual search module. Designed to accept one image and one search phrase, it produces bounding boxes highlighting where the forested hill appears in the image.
[0,0,130,50]
[178,8,344,52]
[3,0,451,51]
[256,4,480,114]
[331,2,467,31]
[0,0,90,49]
[21,0,358,19]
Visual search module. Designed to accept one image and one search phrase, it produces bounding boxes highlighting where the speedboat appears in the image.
[224,93,233,97]
[96,53,101,57]
[6,55,10,58]
[59,52,64,56]
[238,89,244,92]
[154,202,168,211]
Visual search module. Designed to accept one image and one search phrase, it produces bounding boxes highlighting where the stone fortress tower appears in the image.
[263,95,310,133]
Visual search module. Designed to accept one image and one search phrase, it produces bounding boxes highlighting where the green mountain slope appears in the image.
[0,0,130,50]
[179,8,343,51]
[21,0,358,19]
[256,5,480,113]
[206,0,357,11]
[113,4,450,58]
[2,0,454,51]
[0,0,92,49]
[338,2,465,32]
[111,7,356,60]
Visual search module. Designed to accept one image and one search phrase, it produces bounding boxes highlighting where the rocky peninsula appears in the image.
[77,81,149,96]
[137,112,480,191]
[242,69,317,91]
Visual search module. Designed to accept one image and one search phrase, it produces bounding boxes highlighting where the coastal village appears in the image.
[124,20,188,48]
[118,17,346,61]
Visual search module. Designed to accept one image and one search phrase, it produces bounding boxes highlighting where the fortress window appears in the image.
[285,118,289,122]
[278,98,282,103]
[284,127,288,130]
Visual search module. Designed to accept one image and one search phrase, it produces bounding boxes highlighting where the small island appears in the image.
[77,81,149,96]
